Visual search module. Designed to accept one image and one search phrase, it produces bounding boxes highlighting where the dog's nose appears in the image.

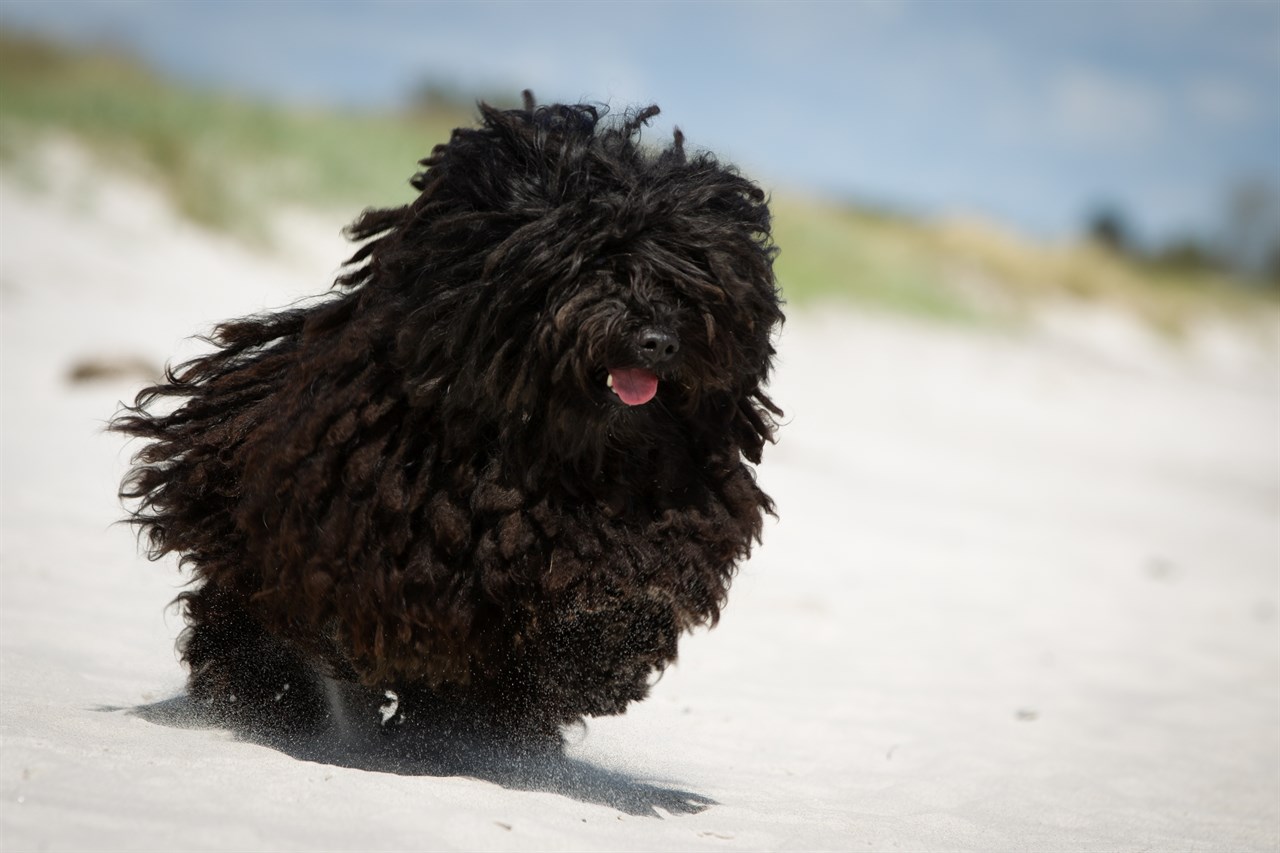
[636,327,680,366]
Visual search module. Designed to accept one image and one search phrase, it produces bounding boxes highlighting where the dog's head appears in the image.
[341,94,782,483]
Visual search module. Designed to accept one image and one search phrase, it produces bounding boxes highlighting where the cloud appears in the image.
[1186,77,1263,128]
[1046,67,1169,150]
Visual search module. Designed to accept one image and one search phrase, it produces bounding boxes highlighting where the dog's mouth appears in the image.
[606,367,659,406]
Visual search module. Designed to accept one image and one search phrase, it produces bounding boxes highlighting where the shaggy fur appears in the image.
[114,94,782,749]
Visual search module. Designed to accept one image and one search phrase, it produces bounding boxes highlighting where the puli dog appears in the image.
[114,93,782,751]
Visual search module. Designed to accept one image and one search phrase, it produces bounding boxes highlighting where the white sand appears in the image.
[2,150,1278,852]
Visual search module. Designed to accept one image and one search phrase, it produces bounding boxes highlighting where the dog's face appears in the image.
[345,99,781,472]
[507,212,779,411]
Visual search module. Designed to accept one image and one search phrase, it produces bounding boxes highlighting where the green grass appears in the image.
[0,31,466,236]
[771,197,982,321]
[2,29,1274,328]
[771,194,1277,331]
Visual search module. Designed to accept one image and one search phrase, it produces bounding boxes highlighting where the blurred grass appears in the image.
[922,217,1270,334]
[772,196,1276,331]
[2,29,1274,328]
[0,31,465,236]
[771,198,982,321]
[774,197,1273,331]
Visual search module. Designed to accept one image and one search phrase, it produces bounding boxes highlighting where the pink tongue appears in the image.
[609,367,659,406]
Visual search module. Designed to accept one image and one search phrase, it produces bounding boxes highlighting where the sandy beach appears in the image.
[2,152,1277,852]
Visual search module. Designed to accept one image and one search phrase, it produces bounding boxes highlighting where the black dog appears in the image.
[114,94,782,750]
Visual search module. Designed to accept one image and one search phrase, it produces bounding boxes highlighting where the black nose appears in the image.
[636,327,680,366]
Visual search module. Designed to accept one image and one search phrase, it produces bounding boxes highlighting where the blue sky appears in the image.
[2,0,1278,245]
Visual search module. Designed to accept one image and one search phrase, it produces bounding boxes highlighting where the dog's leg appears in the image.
[533,597,680,721]
[379,681,566,758]
[178,581,328,734]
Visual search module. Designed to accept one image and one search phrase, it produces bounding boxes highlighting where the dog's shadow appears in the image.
[101,695,714,818]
